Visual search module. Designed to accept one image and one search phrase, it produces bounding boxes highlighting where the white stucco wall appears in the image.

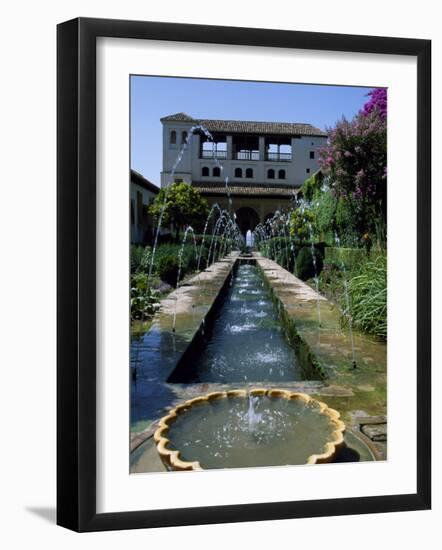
[130,181,159,243]
[160,119,326,188]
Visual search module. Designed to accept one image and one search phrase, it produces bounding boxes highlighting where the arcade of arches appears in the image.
[196,195,292,240]
[235,207,260,234]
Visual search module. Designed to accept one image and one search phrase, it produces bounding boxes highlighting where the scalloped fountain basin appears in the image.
[154,390,345,470]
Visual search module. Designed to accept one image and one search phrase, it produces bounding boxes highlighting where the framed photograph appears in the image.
[57,17,431,532]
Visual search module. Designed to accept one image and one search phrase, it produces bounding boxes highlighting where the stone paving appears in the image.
[130,252,387,473]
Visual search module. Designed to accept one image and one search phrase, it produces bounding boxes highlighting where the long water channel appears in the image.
[170,262,303,383]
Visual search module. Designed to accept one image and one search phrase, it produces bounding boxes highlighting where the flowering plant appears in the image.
[318,88,387,244]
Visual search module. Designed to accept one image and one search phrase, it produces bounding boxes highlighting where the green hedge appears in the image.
[258,237,325,275]
[130,236,235,288]
[325,247,382,270]
[296,246,324,281]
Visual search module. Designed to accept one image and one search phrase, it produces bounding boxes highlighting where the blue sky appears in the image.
[131,76,373,187]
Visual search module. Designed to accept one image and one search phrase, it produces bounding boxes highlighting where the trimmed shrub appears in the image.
[157,254,180,286]
[259,237,325,258]
[154,243,198,280]
[130,237,233,288]
[296,246,324,281]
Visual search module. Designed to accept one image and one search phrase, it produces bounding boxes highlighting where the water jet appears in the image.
[154,389,345,471]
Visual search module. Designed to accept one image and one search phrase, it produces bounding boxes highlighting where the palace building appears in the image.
[160,113,327,234]
[130,169,159,244]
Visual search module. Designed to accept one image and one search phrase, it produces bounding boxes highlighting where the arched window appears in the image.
[213,166,221,177]
[202,166,209,177]
[245,168,253,178]
[170,130,177,144]
[267,169,275,179]
[234,167,243,178]
[278,169,286,179]
[181,131,188,144]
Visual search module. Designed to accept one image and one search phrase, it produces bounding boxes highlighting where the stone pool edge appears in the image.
[154,389,346,471]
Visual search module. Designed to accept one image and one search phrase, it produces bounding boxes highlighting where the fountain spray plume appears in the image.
[334,231,357,369]
[197,203,223,272]
[288,190,300,276]
[297,197,322,333]
[264,213,281,262]
[206,210,229,268]
[247,392,262,432]
[219,219,236,259]
[172,225,198,332]
[212,214,239,264]
[252,223,269,254]
[284,216,293,271]
[276,211,291,271]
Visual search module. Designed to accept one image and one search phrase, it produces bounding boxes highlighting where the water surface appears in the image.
[167,395,334,468]
[182,263,302,383]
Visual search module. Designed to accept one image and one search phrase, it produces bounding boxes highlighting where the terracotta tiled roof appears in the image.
[160,112,195,122]
[192,181,300,198]
[130,169,159,194]
[160,113,327,137]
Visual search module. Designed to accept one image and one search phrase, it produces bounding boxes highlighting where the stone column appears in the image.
[259,136,265,161]
[190,133,200,181]
[291,137,297,160]
[226,135,233,160]
[192,133,200,159]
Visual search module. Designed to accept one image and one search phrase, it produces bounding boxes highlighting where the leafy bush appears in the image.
[289,209,316,241]
[157,254,180,286]
[131,246,142,272]
[345,255,387,339]
[130,273,159,320]
[296,246,324,281]
[301,171,324,202]
[197,245,209,268]
[194,234,223,247]
[130,236,232,292]
[129,235,234,319]
[154,243,198,281]
[130,245,152,273]
[258,237,326,276]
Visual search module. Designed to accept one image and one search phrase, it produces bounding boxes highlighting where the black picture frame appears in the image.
[57,17,431,532]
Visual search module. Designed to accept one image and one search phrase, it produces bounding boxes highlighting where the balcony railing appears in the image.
[234,151,260,161]
[201,150,228,159]
[200,150,293,162]
[265,152,292,162]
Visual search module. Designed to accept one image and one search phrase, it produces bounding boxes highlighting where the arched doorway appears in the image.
[235,207,260,234]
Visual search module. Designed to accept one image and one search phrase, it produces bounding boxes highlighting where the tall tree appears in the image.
[149,182,209,241]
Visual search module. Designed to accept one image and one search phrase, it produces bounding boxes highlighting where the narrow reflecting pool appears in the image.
[173,263,302,383]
